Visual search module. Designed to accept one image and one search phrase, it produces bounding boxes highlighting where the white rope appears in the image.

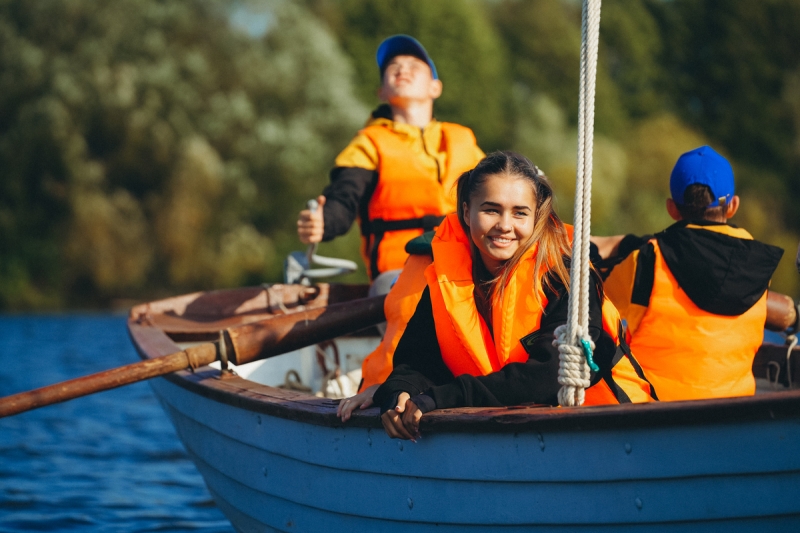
[556,0,602,407]
[786,334,798,389]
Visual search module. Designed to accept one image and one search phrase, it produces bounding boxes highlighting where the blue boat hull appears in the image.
[128,285,800,532]
[148,374,800,532]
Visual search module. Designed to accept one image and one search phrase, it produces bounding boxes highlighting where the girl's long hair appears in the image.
[456,151,572,307]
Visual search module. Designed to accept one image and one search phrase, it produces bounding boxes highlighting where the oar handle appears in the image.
[766,291,799,332]
[0,343,218,418]
[223,294,386,366]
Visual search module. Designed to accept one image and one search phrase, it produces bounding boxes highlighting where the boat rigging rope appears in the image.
[555,0,603,407]
[786,334,798,389]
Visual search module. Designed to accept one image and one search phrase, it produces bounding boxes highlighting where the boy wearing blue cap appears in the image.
[297,35,484,280]
[592,146,783,401]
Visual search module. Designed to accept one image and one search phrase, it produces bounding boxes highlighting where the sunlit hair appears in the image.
[456,151,572,307]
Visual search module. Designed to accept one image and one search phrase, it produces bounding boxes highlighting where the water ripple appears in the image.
[0,315,234,533]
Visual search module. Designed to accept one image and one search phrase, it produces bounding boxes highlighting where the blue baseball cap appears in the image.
[670,145,735,207]
[376,35,438,80]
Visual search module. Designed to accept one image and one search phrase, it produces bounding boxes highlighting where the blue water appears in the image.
[0,315,234,532]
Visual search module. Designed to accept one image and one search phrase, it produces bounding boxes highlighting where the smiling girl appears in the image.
[371,151,656,440]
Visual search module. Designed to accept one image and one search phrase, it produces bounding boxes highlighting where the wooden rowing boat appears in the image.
[127,283,800,532]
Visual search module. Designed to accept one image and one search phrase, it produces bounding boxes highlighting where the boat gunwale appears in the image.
[128,314,800,435]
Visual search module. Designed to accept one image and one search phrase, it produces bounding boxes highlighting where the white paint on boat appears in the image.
[207,337,379,396]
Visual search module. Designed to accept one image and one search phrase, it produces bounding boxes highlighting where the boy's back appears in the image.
[596,146,783,401]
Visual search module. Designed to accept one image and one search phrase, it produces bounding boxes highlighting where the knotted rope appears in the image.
[555,0,603,407]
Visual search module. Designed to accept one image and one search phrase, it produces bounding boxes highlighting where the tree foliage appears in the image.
[306,0,512,151]
[2,0,800,309]
[650,0,800,177]
[0,0,366,308]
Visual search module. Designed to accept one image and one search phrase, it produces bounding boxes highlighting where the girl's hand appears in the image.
[381,392,422,440]
[336,384,378,422]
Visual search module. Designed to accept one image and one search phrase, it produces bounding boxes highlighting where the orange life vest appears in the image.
[359,214,655,404]
[359,253,432,391]
[627,237,767,400]
[359,123,479,278]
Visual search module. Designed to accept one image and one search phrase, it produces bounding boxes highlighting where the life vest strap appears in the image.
[364,215,445,279]
[361,215,445,236]
[631,242,656,307]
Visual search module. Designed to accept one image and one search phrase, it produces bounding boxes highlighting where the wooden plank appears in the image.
[129,284,330,320]
[224,295,386,366]
[148,351,800,434]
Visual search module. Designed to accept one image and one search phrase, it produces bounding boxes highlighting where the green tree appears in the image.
[0,0,367,309]
[2,0,799,308]
[493,0,627,137]
[600,0,665,118]
[306,0,512,151]
[649,0,800,181]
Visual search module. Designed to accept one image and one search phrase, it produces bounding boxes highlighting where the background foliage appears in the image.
[1,0,799,310]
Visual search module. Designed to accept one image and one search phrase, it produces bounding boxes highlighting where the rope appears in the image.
[555,0,603,407]
[786,334,797,389]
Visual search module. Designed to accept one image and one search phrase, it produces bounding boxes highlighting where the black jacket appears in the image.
[373,271,618,414]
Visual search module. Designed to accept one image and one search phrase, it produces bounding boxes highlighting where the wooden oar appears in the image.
[0,294,386,418]
[766,291,798,332]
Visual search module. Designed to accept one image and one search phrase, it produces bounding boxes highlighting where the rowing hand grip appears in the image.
[306,199,319,264]
[301,198,357,279]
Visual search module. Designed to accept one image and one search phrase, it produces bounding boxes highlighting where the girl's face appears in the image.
[463,173,537,274]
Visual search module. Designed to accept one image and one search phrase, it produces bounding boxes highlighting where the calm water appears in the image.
[0,315,234,532]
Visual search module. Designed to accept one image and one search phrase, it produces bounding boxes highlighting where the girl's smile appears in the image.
[463,173,537,274]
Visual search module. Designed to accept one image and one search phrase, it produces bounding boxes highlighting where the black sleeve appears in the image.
[592,234,652,280]
[618,234,652,258]
[321,167,377,240]
[425,272,612,409]
[372,288,454,413]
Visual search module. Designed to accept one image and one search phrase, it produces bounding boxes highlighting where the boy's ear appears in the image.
[666,198,682,221]
[429,79,443,99]
[725,195,740,219]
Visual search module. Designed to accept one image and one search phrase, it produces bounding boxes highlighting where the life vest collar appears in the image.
[363,113,442,139]
[430,214,540,288]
